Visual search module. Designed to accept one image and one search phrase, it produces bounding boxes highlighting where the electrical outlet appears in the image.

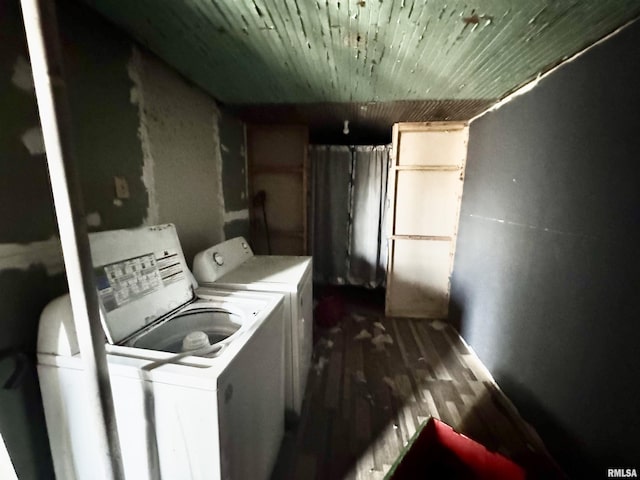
[114,176,130,199]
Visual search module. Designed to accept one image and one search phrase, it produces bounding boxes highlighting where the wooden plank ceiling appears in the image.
[81,0,640,140]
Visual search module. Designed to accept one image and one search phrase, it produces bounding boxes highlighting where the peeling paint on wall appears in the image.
[85,212,101,227]
[224,209,250,223]
[211,108,227,241]
[127,46,226,262]
[0,237,63,275]
[58,0,149,231]
[11,55,34,92]
[20,126,45,155]
[218,109,250,240]
[223,208,250,240]
[128,47,159,226]
[1,23,56,244]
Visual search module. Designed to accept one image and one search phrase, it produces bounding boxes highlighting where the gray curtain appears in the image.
[311,145,390,287]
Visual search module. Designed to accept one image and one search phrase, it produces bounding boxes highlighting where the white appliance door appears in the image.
[217,304,284,480]
[294,274,313,414]
[38,361,222,480]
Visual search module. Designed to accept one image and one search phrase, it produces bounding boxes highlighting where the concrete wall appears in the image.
[450,20,640,477]
[0,1,247,477]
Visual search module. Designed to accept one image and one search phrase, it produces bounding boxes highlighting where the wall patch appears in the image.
[21,126,45,155]
[127,47,159,226]
[11,55,35,92]
[0,237,64,275]
[86,212,102,227]
[224,209,249,223]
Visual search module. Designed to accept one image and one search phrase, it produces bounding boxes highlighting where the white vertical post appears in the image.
[20,0,124,478]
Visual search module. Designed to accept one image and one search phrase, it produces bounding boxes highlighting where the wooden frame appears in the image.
[247,125,309,255]
[385,122,469,318]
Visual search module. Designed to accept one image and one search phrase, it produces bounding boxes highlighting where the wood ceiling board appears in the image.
[81,0,640,106]
[232,99,488,143]
[233,99,493,136]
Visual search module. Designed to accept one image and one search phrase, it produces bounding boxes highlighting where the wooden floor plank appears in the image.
[367,355,397,471]
[326,409,353,480]
[462,352,494,383]
[402,402,419,447]
[373,420,401,471]
[388,318,411,367]
[324,351,343,409]
[271,304,559,480]
[458,392,500,451]
[293,453,316,480]
[422,388,441,419]
[426,326,470,385]
[415,323,453,381]
[406,320,430,363]
[341,317,355,419]
[443,324,471,355]
[392,318,422,366]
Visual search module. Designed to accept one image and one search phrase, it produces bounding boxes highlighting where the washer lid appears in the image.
[89,224,194,344]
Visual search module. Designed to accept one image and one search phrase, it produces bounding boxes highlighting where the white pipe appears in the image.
[19,0,124,478]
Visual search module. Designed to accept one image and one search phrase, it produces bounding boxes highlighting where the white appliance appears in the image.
[37,225,285,480]
[193,237,312,418]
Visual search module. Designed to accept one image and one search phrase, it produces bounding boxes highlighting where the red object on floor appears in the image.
[315,294,344,328]
[387,417,526,480]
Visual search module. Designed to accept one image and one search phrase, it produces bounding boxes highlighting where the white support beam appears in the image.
[19,0,124,478]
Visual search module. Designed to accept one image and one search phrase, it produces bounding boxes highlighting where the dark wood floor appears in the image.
[271,299,561,479]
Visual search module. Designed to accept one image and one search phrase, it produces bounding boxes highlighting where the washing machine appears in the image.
[193,237,312,419]
[36,224,285,480]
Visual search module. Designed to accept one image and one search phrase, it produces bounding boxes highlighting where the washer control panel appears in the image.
[193,236,254,283]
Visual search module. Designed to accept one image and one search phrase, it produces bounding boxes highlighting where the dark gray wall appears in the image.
[0,0,57,243]
[0,1,247,478]
[59,0,149,230]
[1,1,73,477]
[1,1,150,475]
[451,20,640,477]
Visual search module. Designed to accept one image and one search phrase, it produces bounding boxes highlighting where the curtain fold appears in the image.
[311,146,352,284]
[311,144,390,287]
[348,146,390,287]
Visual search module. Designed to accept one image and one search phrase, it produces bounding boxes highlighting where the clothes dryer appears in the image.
[193,237,312,419]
